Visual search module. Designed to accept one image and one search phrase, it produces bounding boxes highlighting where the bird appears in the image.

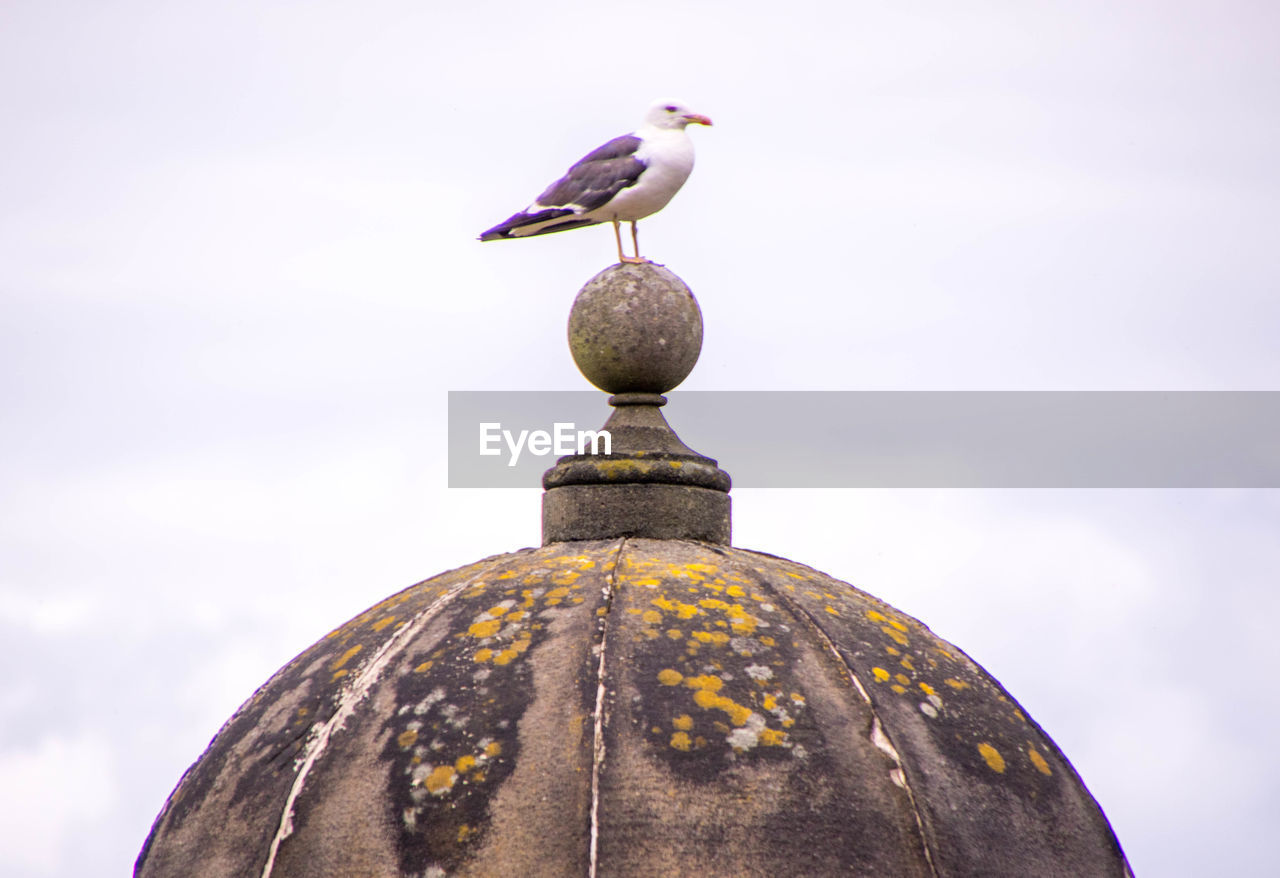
[479,100,713,264]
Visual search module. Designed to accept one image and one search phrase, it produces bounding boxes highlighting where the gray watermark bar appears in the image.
[448,391,1280,488]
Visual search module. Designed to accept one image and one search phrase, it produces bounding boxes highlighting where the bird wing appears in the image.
[479,135,647,240]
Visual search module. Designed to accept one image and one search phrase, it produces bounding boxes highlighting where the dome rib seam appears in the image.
[588,536,628,878]
[258,573,481,878]
[765,581,941,878]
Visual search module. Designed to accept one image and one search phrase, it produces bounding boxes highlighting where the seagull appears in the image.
[479,100,713,264]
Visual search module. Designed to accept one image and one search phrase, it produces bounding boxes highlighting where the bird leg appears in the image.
[616,219,649,264]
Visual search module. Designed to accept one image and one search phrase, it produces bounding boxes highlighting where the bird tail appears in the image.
[479,208,595,241]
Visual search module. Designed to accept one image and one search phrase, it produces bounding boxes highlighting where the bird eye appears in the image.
[664,105,678,112]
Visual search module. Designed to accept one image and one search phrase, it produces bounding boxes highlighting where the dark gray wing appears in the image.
[535,134,647,211]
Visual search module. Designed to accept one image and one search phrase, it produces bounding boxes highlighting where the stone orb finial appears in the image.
[568,263,703,394]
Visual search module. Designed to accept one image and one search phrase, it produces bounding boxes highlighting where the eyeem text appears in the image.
[479,422,612,467]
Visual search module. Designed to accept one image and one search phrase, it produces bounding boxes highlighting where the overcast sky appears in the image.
[2,1,1278,875]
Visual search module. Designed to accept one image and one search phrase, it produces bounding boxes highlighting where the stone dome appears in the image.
[137,264,1130,877]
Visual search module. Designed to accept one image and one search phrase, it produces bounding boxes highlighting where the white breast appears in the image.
[595,127,695,222]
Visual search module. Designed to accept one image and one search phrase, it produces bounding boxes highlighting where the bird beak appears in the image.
[683,114,713,127]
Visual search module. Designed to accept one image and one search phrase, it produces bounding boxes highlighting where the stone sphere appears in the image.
[568,263,703,394]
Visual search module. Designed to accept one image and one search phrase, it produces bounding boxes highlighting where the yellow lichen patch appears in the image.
[824,606,841,616]
[886,618,908,633]
[670,731,693,751]
[686,562,718,574]
[692,630,730,645]
[683,675,723,693]
[919,682,936,697]
[872,667,891,682]
[790,693,805,705]
[484,741,502,758]
[457,824,476,843]
[759,636,776,647]
[641,609,663,625]
[331,644,362,671]
[493,649,520,666]
[1028,748,1053,776]
[544,586,571,604]
[698,598,729,611]
[866,610,888,623]
[455,755,477,773]
[978,742,1006,773]
[397,729,419,749]
[425,765,457,794]
[882,626,910,646]
[693,689,753,726]
[885,646,901,656]
[759,727,788,747]
[945,677,969,690]
[894,673,911,686]
[890,684,907,694]
[474,648,494,663]
[725,584,746,598]
[900,656,915,671]
[371,615,396,632]
[414,661,434,673]
[673,714,694,731]
[635,578,661,586]
[551,570,580,585]
[762,693,778,710]
[657,669,684,686]
[666,628,683,640]
[468,619,502,638]
[487,605,509,617]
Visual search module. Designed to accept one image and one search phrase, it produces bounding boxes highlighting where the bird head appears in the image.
[644,100,713,130]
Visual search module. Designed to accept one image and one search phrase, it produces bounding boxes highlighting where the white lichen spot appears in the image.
[890,768,907,789]
[414,687,447,716]
[927,693,943,710]
[919,702,938,718]
[726,713,767,751]
[745,664,773,682]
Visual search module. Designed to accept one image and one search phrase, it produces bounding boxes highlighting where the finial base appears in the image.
[542,483,730,544]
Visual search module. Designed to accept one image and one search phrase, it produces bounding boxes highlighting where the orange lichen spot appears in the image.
[468,619,502,638]
[762,693,778,710]
[882,626,910,646]
[824,606,841,616]
[725,584,746,598]
[596,607,608,617]
[1029,748,1053,776]
[545,586,571,603]
[673,714,694,731]
[805,590,822,599]
[455,755,477,773]
[551,571,580,585]
[692,630,730,645]
[686,562,718,573]
[790,693,806,705]
[496,570,517,580]
[670,731,693,751]
[978,742,1006,773]
[487,605,509,617]
[371,615,396,632]
[759,636,776,647]
[331,645,363,671]
[657,669,684,686]
[397,729,419,749]
[900,656,916,671]
[872,667,891,682]
[425,765,457,794]
[759,727,788,747]
[666,628,683,640]
[484,741,502,758]
[919,682,937,697]
[894,673,911,686]
[683,675,723,692]
[867,609,889,622]
[505,610,525,623]
[945,677,969,690]
[674,602,700,619]
[887,618,908,633]
[413,660,434,673]
[635,577,661,586]
[474,648,494,663]
[885,646,901,656]
[458,824,476,842]
[890,684,907,694]
[699,598,729,611]
[641,609,663,625]
[493,649,520,666]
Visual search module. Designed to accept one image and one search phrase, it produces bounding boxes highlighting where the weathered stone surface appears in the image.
[569,263,703,395]
[138,541,1130,877]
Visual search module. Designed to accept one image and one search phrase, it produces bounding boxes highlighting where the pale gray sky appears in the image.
[2,1,1278,875]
